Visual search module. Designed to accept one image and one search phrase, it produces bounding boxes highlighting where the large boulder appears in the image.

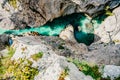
[102,65,120,80]
[0,0,120,29]
[95,6,120,44]
[34,53,93,80]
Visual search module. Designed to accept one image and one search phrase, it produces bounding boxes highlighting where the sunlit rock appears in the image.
[34,53,93,80]
[11,36,93,80]
[95,7,120,44]
[102,65,120,80]
[59,24,76,42]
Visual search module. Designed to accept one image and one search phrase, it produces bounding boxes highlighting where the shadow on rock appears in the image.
[0,34,13,51]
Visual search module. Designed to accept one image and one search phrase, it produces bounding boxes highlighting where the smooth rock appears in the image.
[95,7,120,44]
[102,65,120,80]
[86,42,120,66]
[34,53,93,80]
[59,24,76,42]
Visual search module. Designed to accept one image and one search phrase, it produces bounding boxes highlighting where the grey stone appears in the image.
[85,42,120,66]
[102,65,120,80]
[11,36,93,80]
[34,53,93,80]
[12,36,120,66]
[95,7,120,44]
[0,0,21,30]
[9,0,120,28]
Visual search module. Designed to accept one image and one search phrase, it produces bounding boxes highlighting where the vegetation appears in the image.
[0,46,15,77]
[7,46,16,57]
[105,6,114,16]
[31,52,43,61]
[8,0,18,9]
[3,59,39,80]
[58,67,69,80]
[67,58,102,80]
[0,47,39,80]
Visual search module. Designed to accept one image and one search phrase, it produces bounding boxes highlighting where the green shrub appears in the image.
[31,52,43,61]
[3,59,39,80]
[67,58,102,80]
[7,46,16,57]
[0,47,39,80]
[58,67,69,80]
[8,0,17,9]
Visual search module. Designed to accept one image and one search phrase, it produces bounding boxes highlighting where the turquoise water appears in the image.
[0,13,107,45]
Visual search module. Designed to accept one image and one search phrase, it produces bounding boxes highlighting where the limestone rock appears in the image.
[12,36,120,66]
[0,0,21,30]
[102,65,120,80]
[11,36,93,80]
[59,24,88,54]
[86,42,120,66]
[34,53,93,80]
[12,36,89,59]
[59,24,76,42]
[95,7,120,44]
[0,0,120,29]
[10,0,120,28]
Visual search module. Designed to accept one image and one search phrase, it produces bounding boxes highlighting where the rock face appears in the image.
[11,36,93,80]
[0,0,119,29]
[11,36,88,60]
[34,53,93,80]
[10,36,120,79]
[86,42,120,66]
[0,0,17,30]
[12,36,120,66]
[95,7,120,44]
[102,65,120,80]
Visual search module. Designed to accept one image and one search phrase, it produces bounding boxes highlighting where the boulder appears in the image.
[102,65,120,80]
[59,24,76,42]
[95,7,120,44]
[34,53,93,80]
[86,42,120,66]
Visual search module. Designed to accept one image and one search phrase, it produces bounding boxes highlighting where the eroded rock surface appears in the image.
[12,36,120,66]
[11,36,93,80]
[0,0,119,29]
[102,65,120,80]
[95,6,120,44]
